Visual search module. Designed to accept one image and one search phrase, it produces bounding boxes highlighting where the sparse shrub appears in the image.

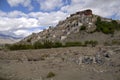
[65,42,82,47]
[7,44,33,50]
[47,72,55,78]
[6,40,99,50]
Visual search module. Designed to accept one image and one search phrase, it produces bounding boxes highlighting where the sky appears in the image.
[0,0,120,38]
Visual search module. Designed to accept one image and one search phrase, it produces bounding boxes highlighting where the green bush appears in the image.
[111,20,120,30]
[7,44,33,50]
[46,72,55,78]
[6,40,63,50]
[6,40,98,50]
[34,41,63,49]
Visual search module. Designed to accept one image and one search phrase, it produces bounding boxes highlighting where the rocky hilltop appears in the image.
[20,9,120,45]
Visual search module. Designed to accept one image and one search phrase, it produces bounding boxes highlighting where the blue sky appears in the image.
[0,0,120,38]
[0,0,70,13]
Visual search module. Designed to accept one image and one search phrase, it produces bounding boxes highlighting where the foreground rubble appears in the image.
[0,46,120,80]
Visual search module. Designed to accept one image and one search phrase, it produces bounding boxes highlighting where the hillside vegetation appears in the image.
[5,40,98,50]
[95,17,120,34]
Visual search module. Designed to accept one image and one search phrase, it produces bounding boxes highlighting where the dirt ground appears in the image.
[0,46,120,80]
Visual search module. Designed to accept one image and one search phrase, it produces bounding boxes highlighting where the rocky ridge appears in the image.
[20,9,120,44]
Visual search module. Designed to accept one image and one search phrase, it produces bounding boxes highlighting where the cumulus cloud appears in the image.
[38,0,63,11]
[13,30,31,36]
[29,11,68,26]
[0,10,68,37]
[61,0,120,18]
[6,0,120,18]
[8,11,28,18]
[0,17,39,30]
[7,0,33,10]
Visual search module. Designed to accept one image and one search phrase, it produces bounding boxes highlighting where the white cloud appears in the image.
[38,0,63,11]
[13,30,31,36]
[13,29,43,37]
[6,0,120,18]
[61,0,120,18]
[71,0,88,4]
[0,11,7,17]
[29,11,68,26]
[0,17,39,31]
[8,11,28,18]
[0,10,68,37]
[7,0,33,10]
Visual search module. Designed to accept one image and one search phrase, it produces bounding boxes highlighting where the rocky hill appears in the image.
[19,9,120,45]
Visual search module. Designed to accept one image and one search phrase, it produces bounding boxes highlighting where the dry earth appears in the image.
[0,46,120,80]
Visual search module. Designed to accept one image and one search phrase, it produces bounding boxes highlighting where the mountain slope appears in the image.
[19,9,120,45]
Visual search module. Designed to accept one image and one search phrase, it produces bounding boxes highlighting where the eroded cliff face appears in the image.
[19,9,118,44]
